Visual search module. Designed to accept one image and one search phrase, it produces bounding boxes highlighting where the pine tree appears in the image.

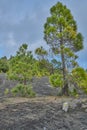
[44,2,83,95]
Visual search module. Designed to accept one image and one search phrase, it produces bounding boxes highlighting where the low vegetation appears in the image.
[11,84,36,97]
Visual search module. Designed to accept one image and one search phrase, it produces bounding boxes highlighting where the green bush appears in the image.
[49,73,63,87]
[11,84,36,97]
[69,88,78,97]
[4,88,9,95]
[72,67,87,94]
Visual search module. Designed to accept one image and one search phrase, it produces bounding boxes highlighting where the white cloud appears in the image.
[1,32,18,58]
[7,32,16,47]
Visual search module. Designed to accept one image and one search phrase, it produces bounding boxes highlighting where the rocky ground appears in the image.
[0,74,87,130]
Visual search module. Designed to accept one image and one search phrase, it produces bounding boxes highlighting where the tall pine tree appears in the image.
[44,2,83,95]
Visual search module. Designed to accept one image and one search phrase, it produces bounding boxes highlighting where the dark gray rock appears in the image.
[32,77,58,96]
[0,99,87,130]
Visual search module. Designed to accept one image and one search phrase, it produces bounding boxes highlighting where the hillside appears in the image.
[0,74,87,130]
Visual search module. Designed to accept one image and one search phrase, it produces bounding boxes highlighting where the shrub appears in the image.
[69,88,78,97]
[72,67,87,94]
[4,88,9,95]
[11,84,36,97]
[49,73,63,88]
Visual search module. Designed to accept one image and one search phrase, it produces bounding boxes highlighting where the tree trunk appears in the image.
[62,80,69,96]
[60,44,69,96]
[24,78,27,85]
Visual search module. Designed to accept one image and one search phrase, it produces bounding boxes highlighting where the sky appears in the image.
[0,0,87,68]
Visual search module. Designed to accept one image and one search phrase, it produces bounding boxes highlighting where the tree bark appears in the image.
[24,78,27,85]
[60,43,69,96]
